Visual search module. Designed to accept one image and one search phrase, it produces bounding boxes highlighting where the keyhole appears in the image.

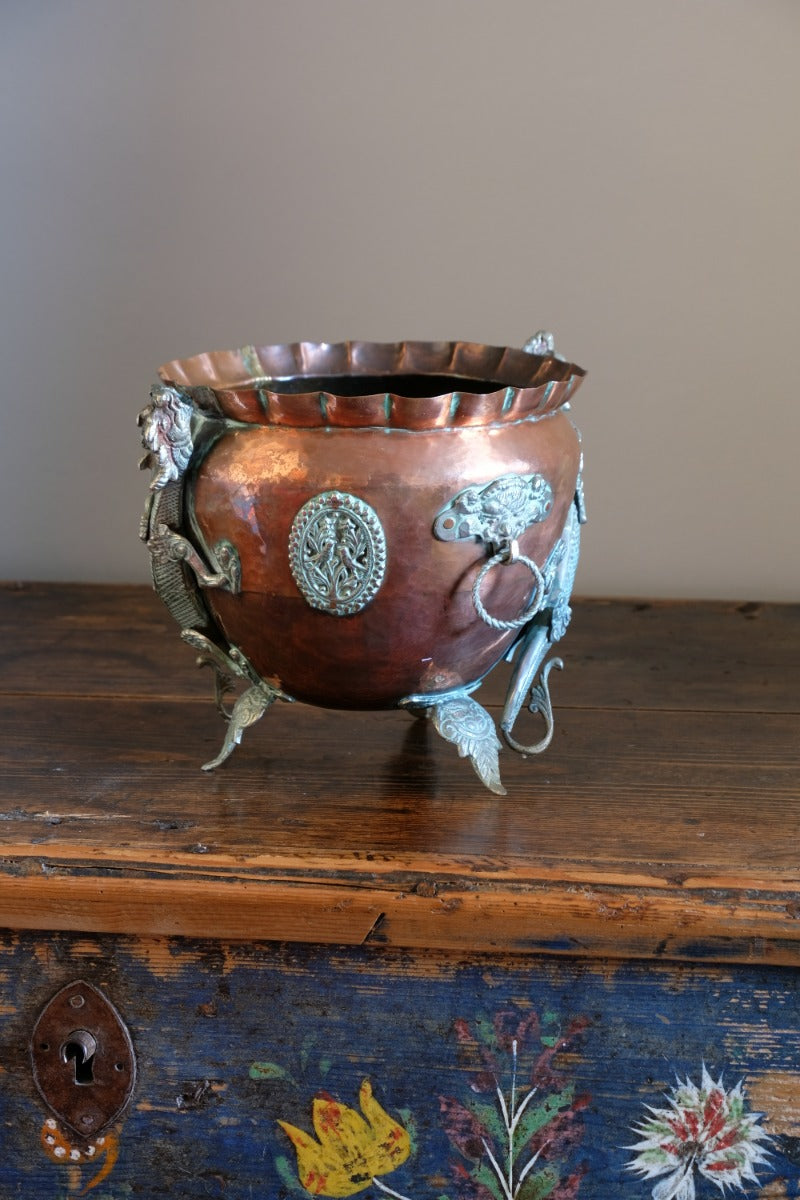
[61,1030,97,1085]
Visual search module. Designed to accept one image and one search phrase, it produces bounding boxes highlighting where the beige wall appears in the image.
[1,0,798,600]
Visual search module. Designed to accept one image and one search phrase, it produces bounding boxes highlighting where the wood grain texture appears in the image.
[0,584,798,963]
[1,583,798,712]
[1,933,799,1198]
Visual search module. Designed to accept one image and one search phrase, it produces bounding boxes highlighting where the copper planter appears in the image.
[138,335,586,793]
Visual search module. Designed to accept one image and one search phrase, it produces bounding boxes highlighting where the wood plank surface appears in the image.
[1,582,798,712]
[0,583,798,963]
[3,933,800,1198]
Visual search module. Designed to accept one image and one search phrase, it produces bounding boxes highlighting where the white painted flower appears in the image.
[626,1066,771,1199]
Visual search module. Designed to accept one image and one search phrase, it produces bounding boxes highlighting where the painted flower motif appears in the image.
[626,1066,771,1200]
[39,1118,120,1194]
[443,1010,589,1200]
[278,1079,411,1197]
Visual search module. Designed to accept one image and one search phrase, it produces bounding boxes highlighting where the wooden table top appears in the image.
[0,582,797,965]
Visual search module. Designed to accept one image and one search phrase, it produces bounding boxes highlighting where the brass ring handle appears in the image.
[472,546,546,630]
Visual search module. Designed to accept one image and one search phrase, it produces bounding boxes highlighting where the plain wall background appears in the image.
[1,0,798,600]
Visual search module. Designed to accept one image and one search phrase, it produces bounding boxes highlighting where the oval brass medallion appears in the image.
[288,491,387,616]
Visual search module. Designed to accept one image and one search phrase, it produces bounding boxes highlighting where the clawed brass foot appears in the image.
[200,684,277,771]
[180,631,292,771]
[401,640,565,794]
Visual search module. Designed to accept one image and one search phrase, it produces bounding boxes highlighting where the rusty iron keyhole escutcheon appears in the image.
[30,980,136,1137]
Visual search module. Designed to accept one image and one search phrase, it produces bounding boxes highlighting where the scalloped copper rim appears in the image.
[159,340,584,390]
[157,340,586,430]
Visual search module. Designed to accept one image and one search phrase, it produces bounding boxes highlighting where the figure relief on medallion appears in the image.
[289,491,387,617]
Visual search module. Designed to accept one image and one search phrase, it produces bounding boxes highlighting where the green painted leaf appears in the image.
[466,1097,506,1143]
[249,1060,293,1082]
[515,1085,575,1145]
[540,1036,558,1047]
[300,1032,316,1069]
[275,1153,307,1196]
[398,1107,419,1156]
[519,1164,558,1200]
[473,1159,507,1200]
[475,1015,499,1052]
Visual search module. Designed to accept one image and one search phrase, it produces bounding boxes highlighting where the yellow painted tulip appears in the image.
[278,1079,411,1197]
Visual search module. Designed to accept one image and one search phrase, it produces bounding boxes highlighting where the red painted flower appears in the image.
[626,1067,771,1199]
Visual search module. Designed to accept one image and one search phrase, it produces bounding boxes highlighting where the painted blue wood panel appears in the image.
[0,933,798,1198]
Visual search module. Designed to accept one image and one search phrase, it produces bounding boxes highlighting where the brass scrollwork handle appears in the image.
[147,524,241,593]
[472,543,546,631]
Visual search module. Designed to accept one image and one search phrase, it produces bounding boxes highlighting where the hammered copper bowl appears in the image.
[139,338,586,793]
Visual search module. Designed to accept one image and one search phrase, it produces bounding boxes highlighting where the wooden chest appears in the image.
[0,584,798,1198]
